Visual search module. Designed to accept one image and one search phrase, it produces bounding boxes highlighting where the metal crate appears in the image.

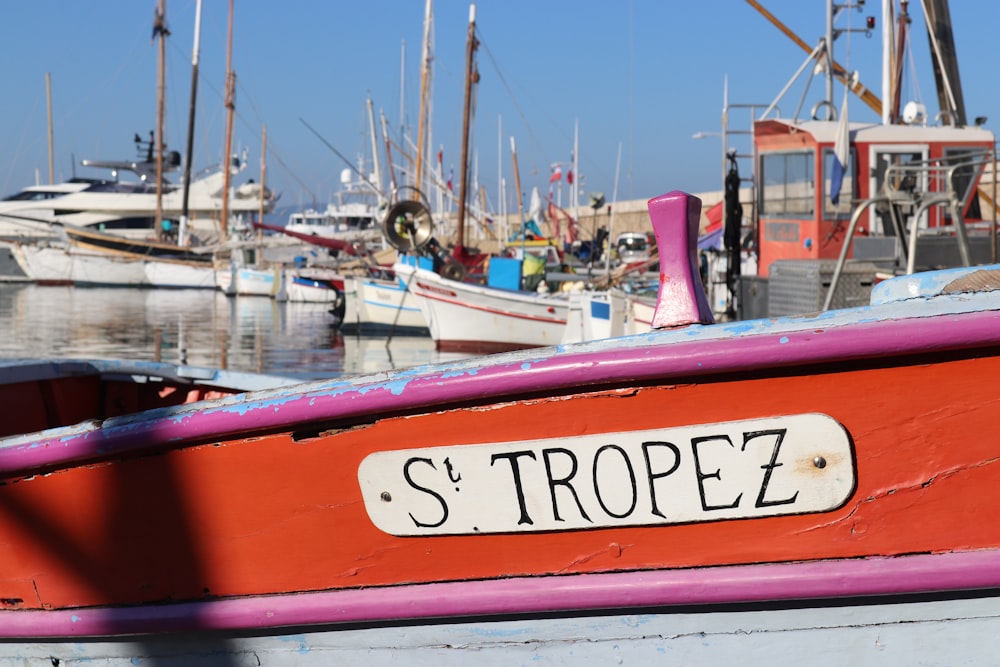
[768,260,878,317]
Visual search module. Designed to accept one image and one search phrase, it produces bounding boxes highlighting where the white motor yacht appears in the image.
[0,134,273,243]
[284,168,384,247]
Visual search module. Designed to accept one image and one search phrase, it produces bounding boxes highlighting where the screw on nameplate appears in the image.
[647,191,715,329]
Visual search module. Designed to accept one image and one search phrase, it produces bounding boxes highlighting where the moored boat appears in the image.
[230,264,281,297]
[0,134,270,245]
[393,256,569,353]
[3,190,1000,663]
[283,272,343,304]
[341,270,431,337]
[561,288,654,344]
[11,224,218,288]
[705,0,999,322]
[0,357,297,441]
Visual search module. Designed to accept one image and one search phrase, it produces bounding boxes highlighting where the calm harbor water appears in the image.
[0,283,469,381]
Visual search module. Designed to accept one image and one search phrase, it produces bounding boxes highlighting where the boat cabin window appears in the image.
[822,146,856,218]
[759,150,814,217]
[4,190,62,202]
[617,234,647,252]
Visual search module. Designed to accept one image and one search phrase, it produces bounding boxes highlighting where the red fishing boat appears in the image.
[1,189,1000,663]
[704,0,998,323]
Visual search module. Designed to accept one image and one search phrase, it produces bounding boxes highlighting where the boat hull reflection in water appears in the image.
[0,285,469,379]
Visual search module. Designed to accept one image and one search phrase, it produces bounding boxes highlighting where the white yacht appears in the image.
[284,168,384,247]
[0,134,274,243]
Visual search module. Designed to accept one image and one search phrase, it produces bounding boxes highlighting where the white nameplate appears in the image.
[358,414,854,536]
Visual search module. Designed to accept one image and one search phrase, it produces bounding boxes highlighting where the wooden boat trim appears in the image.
[1,547,998,638]
[0,291,997,474]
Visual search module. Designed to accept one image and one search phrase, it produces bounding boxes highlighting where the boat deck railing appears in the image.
[824,149,998,310]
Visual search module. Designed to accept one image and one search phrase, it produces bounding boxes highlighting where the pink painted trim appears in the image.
[3,549,1000,638]
[1,307,998,474]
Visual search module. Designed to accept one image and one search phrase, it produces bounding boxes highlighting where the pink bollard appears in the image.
[647,191,715,329]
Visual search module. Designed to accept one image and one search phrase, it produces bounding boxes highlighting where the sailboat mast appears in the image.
[455,3,477,249]
[46,73,54,184]
[155,0,167,238]
[414,0,433,195]
[510,136,524,225]
[220,0,236,239]
[891,1,909,123]
[180,0,203,247]
[366,96,384,205]
[259,125,267,232]
[573,120,580,226]
[380,110,398,193]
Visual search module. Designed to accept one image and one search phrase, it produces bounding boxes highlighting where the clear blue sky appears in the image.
[0,1,996,215]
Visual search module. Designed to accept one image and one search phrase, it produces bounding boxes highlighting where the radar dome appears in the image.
[902,101,927,125]
[340,168,353,185]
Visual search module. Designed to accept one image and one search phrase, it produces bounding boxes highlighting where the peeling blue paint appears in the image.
[380,379,413,396]
[275,633,311,653]
[721,322,758,335]
[437,368,483,380]
[779,336,790,344]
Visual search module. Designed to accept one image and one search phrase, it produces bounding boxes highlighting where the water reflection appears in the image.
[341,334,470,375]
[0,285,470,380]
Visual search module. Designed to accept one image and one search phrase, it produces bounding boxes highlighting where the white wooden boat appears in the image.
[10,226,216,289]
[561,288,654,343]
[626,292,656,333]
[392,257,568,353]
[283,272,342,304]
[214,248,282,297]
[143,260,217,289]
[232,265,281,296]
[341,271,430,336]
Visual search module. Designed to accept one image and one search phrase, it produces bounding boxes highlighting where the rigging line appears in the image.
[162,16,267,132]
[165,36,262,139]
[299,117,387,201]
[902,24,923,108]
[165,36,316,201]
[260,140,317,204]
[2,82,45,191]
[474,27,556,166]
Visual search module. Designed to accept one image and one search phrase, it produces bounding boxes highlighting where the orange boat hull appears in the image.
[0,349,995,610]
